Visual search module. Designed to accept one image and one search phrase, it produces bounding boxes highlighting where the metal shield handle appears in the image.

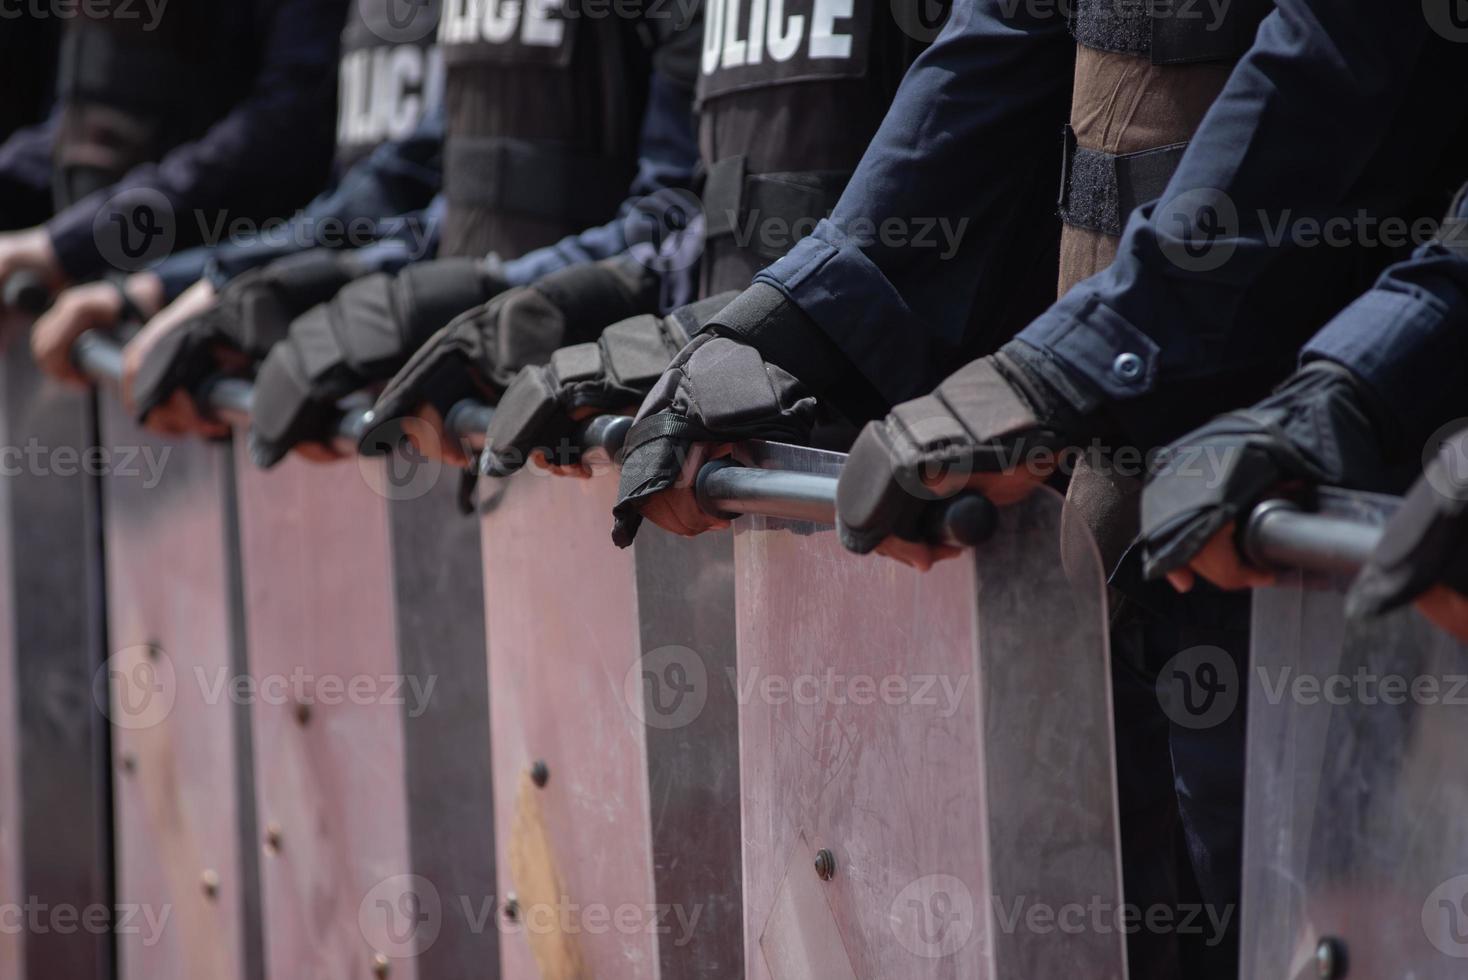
[3,270,51,315]
[1242,498,1383,576]
[695,458,996,549]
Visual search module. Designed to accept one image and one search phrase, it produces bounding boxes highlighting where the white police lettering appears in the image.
[703,0,854,73]
[437,0,567,47]
[337,45,445,149]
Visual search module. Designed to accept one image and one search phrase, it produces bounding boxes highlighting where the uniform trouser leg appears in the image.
[1115,589,1248,980]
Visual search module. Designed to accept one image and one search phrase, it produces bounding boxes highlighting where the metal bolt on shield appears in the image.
[530,760,549,788]
[1315,937,1347,979]
[814,849,836,881]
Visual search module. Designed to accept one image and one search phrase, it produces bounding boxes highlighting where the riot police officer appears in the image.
[0,0,344,297]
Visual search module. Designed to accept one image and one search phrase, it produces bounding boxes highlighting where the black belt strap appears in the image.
[445,136,631,228]
[1068,0,1272,65]
[702,155,850,261]
[58,28,191,111]
[1058,125,1189,238]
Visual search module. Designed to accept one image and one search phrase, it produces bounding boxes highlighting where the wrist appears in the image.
[122,273,167,319]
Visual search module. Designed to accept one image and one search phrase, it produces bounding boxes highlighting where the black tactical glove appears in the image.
[359,256,661,460]
[1140,361,1389,580]
[131,249,364,422]
[482,291,737,476]
[834,342,1089,555]
[246,257,510,467]
[1347,429,1468,618]
[609,283,904,547]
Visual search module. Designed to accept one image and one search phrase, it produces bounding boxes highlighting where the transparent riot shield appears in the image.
[233,444,495,979]
[1243,491,1468,980]
[479,465,743,979]
[735,442,1125,980]
[96,403,262,980]
[0,347,110,980]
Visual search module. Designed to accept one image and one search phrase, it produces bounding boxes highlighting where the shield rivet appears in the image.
[814,849,836,881]
[530,760,549,788]
[503,894,520,922]
[264,823,283,855]
[294,701,312,726]
[200,869,220,899]
[371,952,391,977]
[119,753,137,774]
[1315,937,1346,979]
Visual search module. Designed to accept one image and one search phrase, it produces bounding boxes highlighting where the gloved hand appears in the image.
[609,282,894,546]
[483,291,738,477]
[1140,360,1389,589]
[835,342,1088,565]
[359,257,660,462]
[130,249,365,424]
[1347,429,1468,628]
[246,256,511,467]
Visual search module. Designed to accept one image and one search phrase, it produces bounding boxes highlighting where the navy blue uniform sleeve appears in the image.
[1014,1,1462,445]
[496,65,699,302]
[1304,208,1468,450]
[45,0,347,280]
[754,0,1075,405]
[0,113,58,229]
[196,107,444,291]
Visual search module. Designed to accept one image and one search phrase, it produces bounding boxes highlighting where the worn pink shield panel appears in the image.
[737,444,1123,980]
[233,447,416,980]
[480,470,657,979]
[735,490,987,979]
[99,411,255,980]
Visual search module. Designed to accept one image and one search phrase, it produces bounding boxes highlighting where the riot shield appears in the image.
[479,464,743,979]
[735,442,1124,980]
[1243,491,1468,980]
[234,444,495,979]
[0,347,110,980]
[96,403,261,980]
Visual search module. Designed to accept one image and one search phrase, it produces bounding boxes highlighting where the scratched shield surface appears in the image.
[99,407,260,980]
[1243,493,1468,980]
[480,466,743,979]
[736,443,1124,980]
[234,448,416,979]
[0,347,110,979]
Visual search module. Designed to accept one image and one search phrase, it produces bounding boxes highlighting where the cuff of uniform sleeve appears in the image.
[46,204,103,281]
[1303,288,1468,449]
[1015,293,1162,403]
[755,221,935,406]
